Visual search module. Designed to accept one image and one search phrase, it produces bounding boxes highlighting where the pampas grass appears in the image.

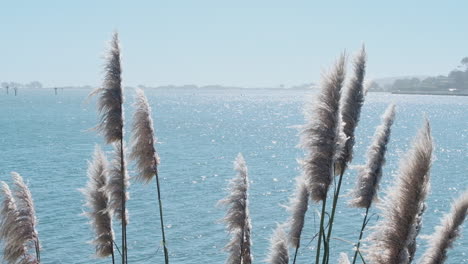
[219,153,252,264]
[338,253,351,264]
[91,32,128,264]
[81,145,115,260]
[349,104,396,208]
[285,175,309,263]
[335,45,367,174]
[266,224,289,264]
[324,48,367,264]
[0,173,40,263]
[105,142,129,225]
[300,53,346,202]
[349,104,396,264]
[129,88,168,264]
[299,54,346,264]
[92,33,124,144]
[419,188,468,264]
[367,119,433,264]
[130,88,160,183]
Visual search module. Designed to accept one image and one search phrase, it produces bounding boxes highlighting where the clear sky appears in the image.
[1,1,468,87]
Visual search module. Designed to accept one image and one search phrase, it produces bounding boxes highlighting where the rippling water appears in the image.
[0,88,467,263]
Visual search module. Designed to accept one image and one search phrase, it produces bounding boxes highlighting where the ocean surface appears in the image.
[0,88,467,263]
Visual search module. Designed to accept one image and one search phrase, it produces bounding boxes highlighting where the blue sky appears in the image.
[1,1,468,87]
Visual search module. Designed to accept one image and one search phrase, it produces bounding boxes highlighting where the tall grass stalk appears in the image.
[350,104,396,263]
[299,53,346,263]
[324,47,367,264]
[129,88,168,264]
[92,32,127,264]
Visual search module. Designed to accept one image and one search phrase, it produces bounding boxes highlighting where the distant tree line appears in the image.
[390,57,468,93]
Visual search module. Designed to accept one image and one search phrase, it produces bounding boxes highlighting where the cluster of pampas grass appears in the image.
[83,32,169,264]
[250,48,467,264]
[367,120,433,264]
[0,173,40,264]
[89,32,128,264]
[219,153,252,264]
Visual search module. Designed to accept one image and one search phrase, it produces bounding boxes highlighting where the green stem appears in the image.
[120,138,127,264]
[352,207,370,264]
[292,246,299,264]
[323,170,345,264]
[315,199,327,264]
[154,167,169,264]
[111,242,115,264]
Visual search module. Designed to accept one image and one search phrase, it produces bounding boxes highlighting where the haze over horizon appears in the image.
[1,1,468,87]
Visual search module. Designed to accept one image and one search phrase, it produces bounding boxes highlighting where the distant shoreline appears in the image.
[391,91,468,96]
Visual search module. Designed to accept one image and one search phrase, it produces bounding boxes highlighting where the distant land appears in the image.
[3,55,468,96]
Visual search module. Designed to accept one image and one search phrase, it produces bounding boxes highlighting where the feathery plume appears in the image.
[286,175,309,249]
[130,88,160,183]
[92,32,124,144]
[300,53,346,202]
[0,181,28,263]
[105,142,129,225]
[419,188,468,264]
[349,104,396,208]
[0,182,18,240]
[82,145,114,258]
[367,119,433,264]
[219,153,252,264]
[407,203,425,262]
[0,173,40,263]
[266,224,289,264]
[335,46,367,174]
[338,252,351,264]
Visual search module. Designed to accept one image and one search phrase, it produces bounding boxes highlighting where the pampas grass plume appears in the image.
[300,54,346,202]
[0,173,40,263]
[335,45,367,174]
[105,142,130,225]
[419,188,468,264]
[286,175,309,248]
[367,119,433,264]
[349,104,396,208]
[81,145,114,257]
[130,88,160,183]
[266,224,289,264]
[92,32,124,144]
[219,153,252,264]
[338,252,351,264]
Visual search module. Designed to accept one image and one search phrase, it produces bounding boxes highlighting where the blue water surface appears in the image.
[0,88,466,263]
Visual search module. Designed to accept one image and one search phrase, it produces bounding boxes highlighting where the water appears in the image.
[0,88,467,263]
